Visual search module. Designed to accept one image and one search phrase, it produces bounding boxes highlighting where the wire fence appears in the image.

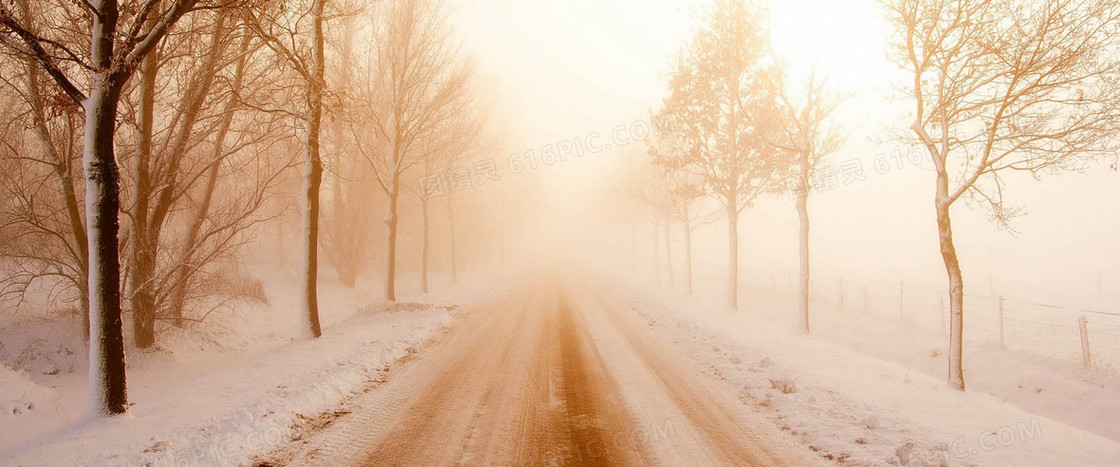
[747,271,1120,372]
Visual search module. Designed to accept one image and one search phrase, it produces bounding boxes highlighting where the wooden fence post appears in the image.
[1078,316,1092,368]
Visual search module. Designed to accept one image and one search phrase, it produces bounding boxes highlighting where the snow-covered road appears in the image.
[262,276,821,466]
[11,272,1117,466]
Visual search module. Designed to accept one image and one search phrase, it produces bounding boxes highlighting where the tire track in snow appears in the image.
[583,284,822,466]
[263,277,811,466]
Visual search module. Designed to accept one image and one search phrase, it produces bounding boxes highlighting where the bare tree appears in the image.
[0,109,87,315]
[0,0,216,416]
[646,118,716,297]
[409,147,451,294]
[163,25,267,328]
[665,172,709,296]
[323,11,379,288]
[3,5,286,351]
[350,0,471,301]
[766,67,845,333]
[126,7,245,347]
[885,0,1120,390]
[652,0,783,309]
[245,0,330,338]
[408,134,473,294]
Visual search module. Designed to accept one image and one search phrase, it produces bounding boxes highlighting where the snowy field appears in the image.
[0,266,487,466]
[721,276,1120,445]
[600,275,1120,465]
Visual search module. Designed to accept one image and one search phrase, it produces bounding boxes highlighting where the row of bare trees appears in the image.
[644,0,1120,392]
[0,0,481,417]
[644,0,844,322]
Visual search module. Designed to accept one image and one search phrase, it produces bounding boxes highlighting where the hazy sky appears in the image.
[450,0,895,137]
[450,0,703,142]
[447,0,1120,306]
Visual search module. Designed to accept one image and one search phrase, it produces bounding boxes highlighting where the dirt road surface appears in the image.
[259,277,819,466]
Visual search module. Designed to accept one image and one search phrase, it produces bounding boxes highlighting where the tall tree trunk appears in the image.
[796,157,811,333]
[385,180,399,301]
[300,0,326,338]
[85,81,128,416]
[84,0,128,413]
[683,211,693,296]
[664,219,674,290]
[131,9,230,345]
[130,44,159,349]
[420,197,429,294]
[448,197,458,284]
[936,169,965,391]
[130,238,158,347]
[727,206,739,310]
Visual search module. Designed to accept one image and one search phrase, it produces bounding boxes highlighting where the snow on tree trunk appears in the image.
[936,171,965,391]
[78,0,129,416]
[300,0,326,339]
[1,0,205,417]
[83,83,129,417]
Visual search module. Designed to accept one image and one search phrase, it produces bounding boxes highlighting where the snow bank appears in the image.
[605,281,1120,466]
[741,283,1120,444]
[1,305,452,466]
[0,363,57,418]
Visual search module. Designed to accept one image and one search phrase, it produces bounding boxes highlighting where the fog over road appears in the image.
[261,276,819,466]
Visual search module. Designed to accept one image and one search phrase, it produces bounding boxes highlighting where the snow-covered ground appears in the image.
[601,278,1120,466]
[733,280,1120,445]
[5,262,1117,466]
[0,265,485,466]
